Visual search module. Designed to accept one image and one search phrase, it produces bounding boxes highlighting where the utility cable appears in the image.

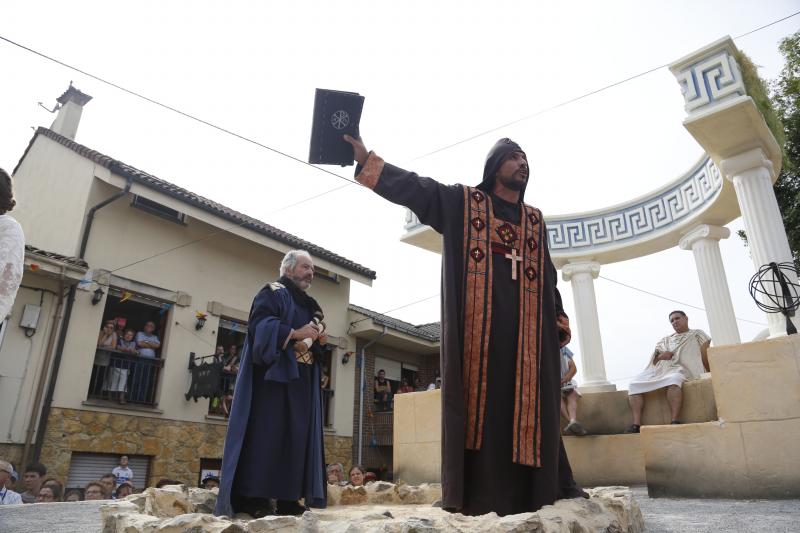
[407,10,800,162]
[3,10,797,277]
[598,275,767,326]
[0,35,356,186]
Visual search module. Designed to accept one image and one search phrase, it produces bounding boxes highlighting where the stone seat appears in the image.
[562,375,717,435]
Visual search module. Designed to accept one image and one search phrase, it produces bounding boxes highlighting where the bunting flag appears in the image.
[29,263,40,272]
[159,303,172,316]
[119,291,134,303]
[78,278,92,285]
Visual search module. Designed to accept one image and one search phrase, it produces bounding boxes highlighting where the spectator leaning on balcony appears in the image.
[223,345,240,373]
[213,345,225,364]
[0,460,23,505]
[374,369,392,411]
[105,330,136,404]
[134,322,161,401]
[97,320,118,349]
[136,322,161,357]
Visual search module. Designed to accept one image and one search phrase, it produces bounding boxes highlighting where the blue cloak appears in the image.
[214,281,326,516]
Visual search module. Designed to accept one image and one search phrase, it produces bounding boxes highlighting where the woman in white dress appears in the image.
[0,168,25,321]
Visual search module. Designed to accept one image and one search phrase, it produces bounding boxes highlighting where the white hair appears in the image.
[280,249,312,277]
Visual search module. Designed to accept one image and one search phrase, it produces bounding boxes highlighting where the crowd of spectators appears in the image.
[325,463,382,487]
[96,318,162,405]
[0,455,223,505]
[372,370,441,412]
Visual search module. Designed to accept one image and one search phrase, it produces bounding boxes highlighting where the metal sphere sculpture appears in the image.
[749,262,800,335]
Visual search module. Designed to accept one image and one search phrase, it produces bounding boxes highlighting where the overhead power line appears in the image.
[1,10,796,276]
[598,275,767,326]
[407,10,800,162]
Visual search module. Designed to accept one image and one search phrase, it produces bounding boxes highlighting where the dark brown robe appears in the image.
[356,153,580,516]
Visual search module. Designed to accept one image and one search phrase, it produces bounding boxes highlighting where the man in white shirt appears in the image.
[112,455,134,488]
[0,460,23,505]
[626,311,711,433]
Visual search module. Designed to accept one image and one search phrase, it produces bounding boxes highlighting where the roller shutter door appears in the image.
[66,453,150,490]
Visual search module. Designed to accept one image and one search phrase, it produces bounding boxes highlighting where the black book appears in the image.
[308,88,365,166]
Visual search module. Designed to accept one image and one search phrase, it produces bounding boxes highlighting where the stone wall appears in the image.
[40,408,227,488]
[323,433,353,470]
[0,442,23,469]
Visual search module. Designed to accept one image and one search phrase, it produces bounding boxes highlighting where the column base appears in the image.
[578,382,617,393]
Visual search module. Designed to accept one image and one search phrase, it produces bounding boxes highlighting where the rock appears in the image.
[188,487,218,514]
[142,485,193,518]
[365,482,398,504]
[396,485,429,505]
[100,500,141,523]
[587,486,645,532]
[246,514,303,532]
[123,492,148,513]
[382,516,439,533]
[154,513,243,533]
[339,485,368,505]
[326,484,342,506]
[102,511,160,533]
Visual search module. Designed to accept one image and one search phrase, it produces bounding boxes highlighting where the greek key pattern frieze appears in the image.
[547,157,722,253]
[674,50,745,113]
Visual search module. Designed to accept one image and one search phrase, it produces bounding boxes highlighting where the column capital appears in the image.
[562,260,601,282]
[678,224,731,250]
[719,147,776,182]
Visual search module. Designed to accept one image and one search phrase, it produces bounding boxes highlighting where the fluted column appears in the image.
[679,224,741,345]
[562,261,616,392]
[720,148,799,337]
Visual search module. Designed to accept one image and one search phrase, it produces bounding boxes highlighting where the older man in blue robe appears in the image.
[215,250,327,517]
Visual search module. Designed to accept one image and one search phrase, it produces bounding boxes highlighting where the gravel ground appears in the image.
[632,486,800,533]
[1,487,798,532]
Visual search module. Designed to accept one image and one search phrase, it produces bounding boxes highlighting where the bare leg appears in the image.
[629,393,644,426]
[560,394,569,421]
[666,385,682,422]
[565,390,579,421]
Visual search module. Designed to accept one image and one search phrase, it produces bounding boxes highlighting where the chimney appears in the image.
[50,84,92,140]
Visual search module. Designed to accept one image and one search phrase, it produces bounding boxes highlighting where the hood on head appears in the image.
[477,138,528,196]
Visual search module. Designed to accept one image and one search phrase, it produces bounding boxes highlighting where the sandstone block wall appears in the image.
[323,433,353,470]
[567,377,717,435]
[393,389,441,484]
[642,336,800,498]
[40,408,227,488]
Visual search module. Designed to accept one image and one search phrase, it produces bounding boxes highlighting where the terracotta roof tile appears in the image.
[21,128,375,280]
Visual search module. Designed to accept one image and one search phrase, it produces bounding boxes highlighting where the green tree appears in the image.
[772,31,800,268]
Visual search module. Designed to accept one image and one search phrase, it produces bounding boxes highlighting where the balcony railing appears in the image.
[88,348,164,407]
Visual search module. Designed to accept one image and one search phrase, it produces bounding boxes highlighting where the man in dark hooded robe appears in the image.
[215,250,327,517]
[344,135,586,516]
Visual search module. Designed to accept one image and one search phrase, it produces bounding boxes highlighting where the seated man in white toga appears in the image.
[625,310,711,433]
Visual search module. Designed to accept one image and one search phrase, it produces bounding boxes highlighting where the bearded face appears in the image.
[494,151,529,192]
[289,254,315,290]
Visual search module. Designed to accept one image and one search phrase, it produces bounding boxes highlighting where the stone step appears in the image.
[564,433,646,487]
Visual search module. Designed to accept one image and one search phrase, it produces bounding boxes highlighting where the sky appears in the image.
[1,1,798,388]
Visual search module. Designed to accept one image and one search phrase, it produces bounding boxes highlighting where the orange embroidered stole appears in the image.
[461,187,545,467]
